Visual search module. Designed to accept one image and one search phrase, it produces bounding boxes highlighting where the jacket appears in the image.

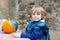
[21,20,50,40]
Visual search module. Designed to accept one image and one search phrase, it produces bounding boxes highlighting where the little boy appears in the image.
[12,6,50,40]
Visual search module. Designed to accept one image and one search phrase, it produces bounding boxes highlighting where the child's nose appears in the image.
[35,15,37,17]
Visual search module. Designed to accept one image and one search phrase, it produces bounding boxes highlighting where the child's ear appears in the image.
[41,11,45,18]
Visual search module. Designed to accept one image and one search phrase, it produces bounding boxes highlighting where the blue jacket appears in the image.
[21,20,50,40]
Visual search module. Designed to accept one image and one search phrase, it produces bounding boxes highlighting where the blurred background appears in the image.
[0,0,60,40]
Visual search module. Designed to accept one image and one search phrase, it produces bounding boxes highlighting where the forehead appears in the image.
[31,9,41,14]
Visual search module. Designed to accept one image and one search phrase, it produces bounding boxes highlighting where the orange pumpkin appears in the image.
[2,21,16,34]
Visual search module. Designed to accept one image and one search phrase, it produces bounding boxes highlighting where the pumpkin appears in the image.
[2,20,17,34]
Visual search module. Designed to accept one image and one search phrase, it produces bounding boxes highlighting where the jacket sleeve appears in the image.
[20,26,44,40]
[41,23,49,36]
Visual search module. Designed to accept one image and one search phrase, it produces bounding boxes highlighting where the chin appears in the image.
[34,20,39,21]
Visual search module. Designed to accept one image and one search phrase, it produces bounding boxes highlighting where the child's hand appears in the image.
[12,32,20,38]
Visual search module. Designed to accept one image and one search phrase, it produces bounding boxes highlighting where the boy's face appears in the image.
[31,11,41,21]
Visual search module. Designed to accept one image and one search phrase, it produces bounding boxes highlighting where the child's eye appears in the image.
[37,13,40,15]
[32,12,35,15]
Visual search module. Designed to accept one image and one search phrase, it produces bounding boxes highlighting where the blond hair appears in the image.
[30,6,45,19]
